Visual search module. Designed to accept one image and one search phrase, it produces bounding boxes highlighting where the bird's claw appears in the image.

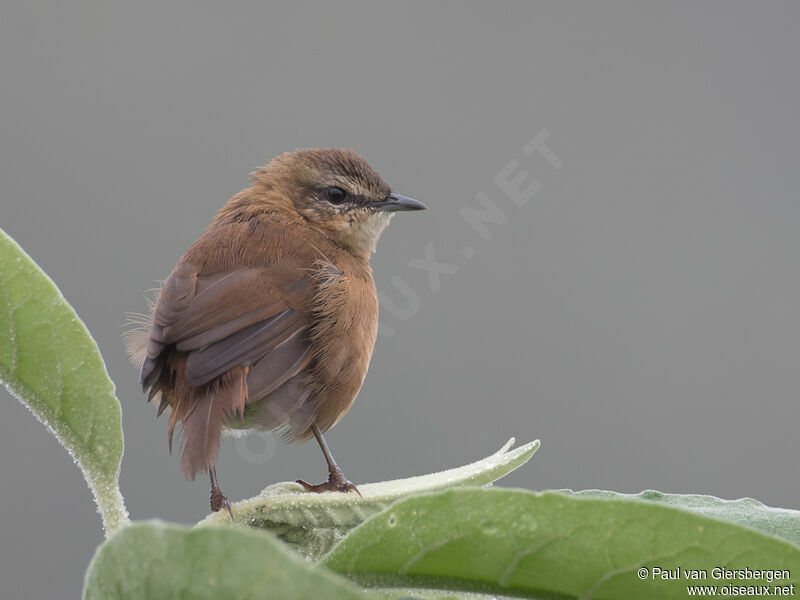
[296,473,362,497]
[210,488,235,518]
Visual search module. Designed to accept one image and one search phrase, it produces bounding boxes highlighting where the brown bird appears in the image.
[126,148,426,515]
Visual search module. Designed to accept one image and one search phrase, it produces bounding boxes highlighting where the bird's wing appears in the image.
[138,216,333,479]
[140,217,325,402]
[143,265,313,388]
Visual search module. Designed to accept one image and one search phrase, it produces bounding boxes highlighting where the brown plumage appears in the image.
[127,148,426,514]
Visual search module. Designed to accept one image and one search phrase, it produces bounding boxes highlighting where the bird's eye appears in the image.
[323,187,348,205]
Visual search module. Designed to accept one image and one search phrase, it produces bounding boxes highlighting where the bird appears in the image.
[125,148,426,516]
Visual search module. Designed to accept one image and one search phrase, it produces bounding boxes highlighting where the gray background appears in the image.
[1,2,798,598]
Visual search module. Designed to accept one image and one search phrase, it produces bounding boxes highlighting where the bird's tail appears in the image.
[176,365,249,480]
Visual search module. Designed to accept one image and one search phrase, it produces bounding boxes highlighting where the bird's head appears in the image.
[254,148,426,257]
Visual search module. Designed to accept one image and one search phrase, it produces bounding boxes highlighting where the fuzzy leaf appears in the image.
[564,489,800,547]
[0,228,129,534]
[324,488,799,599]
[197,438,539,560]
[82,521,368,600]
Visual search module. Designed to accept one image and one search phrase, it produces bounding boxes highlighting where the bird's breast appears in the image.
[305,260,379,430]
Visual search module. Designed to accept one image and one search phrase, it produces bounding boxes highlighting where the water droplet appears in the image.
[479,520,497,535]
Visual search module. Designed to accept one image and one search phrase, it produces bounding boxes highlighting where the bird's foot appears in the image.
[210,486,234,518]
[296,469,362,497]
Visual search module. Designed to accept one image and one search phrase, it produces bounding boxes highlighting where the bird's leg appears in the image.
[209,465,234,518]
[297,424,361,496]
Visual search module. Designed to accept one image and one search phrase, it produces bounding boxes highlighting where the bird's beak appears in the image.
[371,193,427,212]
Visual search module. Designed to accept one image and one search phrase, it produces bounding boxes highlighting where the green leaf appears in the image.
[563,489,800,547]
[83,521,370,600]
[0,228,129,534]
[323,488,800,599]
[197,438,539,560]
